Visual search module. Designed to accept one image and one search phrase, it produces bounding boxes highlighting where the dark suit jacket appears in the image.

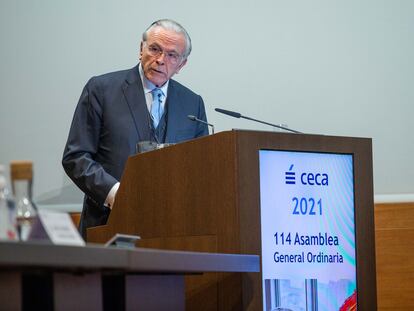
[62,65,208,238]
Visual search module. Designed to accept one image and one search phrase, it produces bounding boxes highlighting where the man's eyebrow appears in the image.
[150,43,180,53]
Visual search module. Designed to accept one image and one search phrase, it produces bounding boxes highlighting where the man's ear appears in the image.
[175,58,188,74]
[139,41,144,60]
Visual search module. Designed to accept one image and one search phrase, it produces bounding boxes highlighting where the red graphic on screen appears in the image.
[339,290,357,311]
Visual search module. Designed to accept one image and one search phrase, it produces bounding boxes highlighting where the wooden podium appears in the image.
[88,130,377,310]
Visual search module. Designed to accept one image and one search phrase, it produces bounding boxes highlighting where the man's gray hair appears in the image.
[142,19,192,59]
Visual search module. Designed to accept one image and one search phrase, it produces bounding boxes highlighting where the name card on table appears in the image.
[29,210,85,246]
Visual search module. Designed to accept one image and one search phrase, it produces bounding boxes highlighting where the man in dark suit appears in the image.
[62,19,209,239]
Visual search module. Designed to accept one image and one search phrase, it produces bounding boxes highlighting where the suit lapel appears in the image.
[165,81,183,142]
[122,66,151,141]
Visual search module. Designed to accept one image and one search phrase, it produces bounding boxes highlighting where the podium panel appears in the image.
[88,130,377,310]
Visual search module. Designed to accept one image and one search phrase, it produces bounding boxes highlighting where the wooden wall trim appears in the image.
[375,202,414,310]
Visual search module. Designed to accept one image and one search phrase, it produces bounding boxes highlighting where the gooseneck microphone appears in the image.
[187,115,215,134]
[214,108,302,134]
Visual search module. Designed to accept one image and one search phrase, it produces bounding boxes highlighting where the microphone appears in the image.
[214,108,241,118]
[215,108,302,134]
[187,115,215,134]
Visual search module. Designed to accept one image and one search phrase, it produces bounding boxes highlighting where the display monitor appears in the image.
[259,150,357,311]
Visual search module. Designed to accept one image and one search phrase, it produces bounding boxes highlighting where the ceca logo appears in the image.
[285,164,296,185]
[285,164,329,186]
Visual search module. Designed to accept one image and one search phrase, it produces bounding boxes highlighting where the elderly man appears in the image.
[63,19,209,238]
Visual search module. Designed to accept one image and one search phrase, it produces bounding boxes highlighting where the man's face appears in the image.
[140,27,187,86]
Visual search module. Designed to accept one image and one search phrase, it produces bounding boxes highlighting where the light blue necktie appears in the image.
[151,88,164,128]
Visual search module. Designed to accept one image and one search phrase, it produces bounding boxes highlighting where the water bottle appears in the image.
[0,165,17,241]
[11,161,37,241]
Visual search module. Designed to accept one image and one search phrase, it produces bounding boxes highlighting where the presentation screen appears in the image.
[259,150,357,311]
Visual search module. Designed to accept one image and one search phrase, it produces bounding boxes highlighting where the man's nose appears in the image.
[155,52,165,64]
